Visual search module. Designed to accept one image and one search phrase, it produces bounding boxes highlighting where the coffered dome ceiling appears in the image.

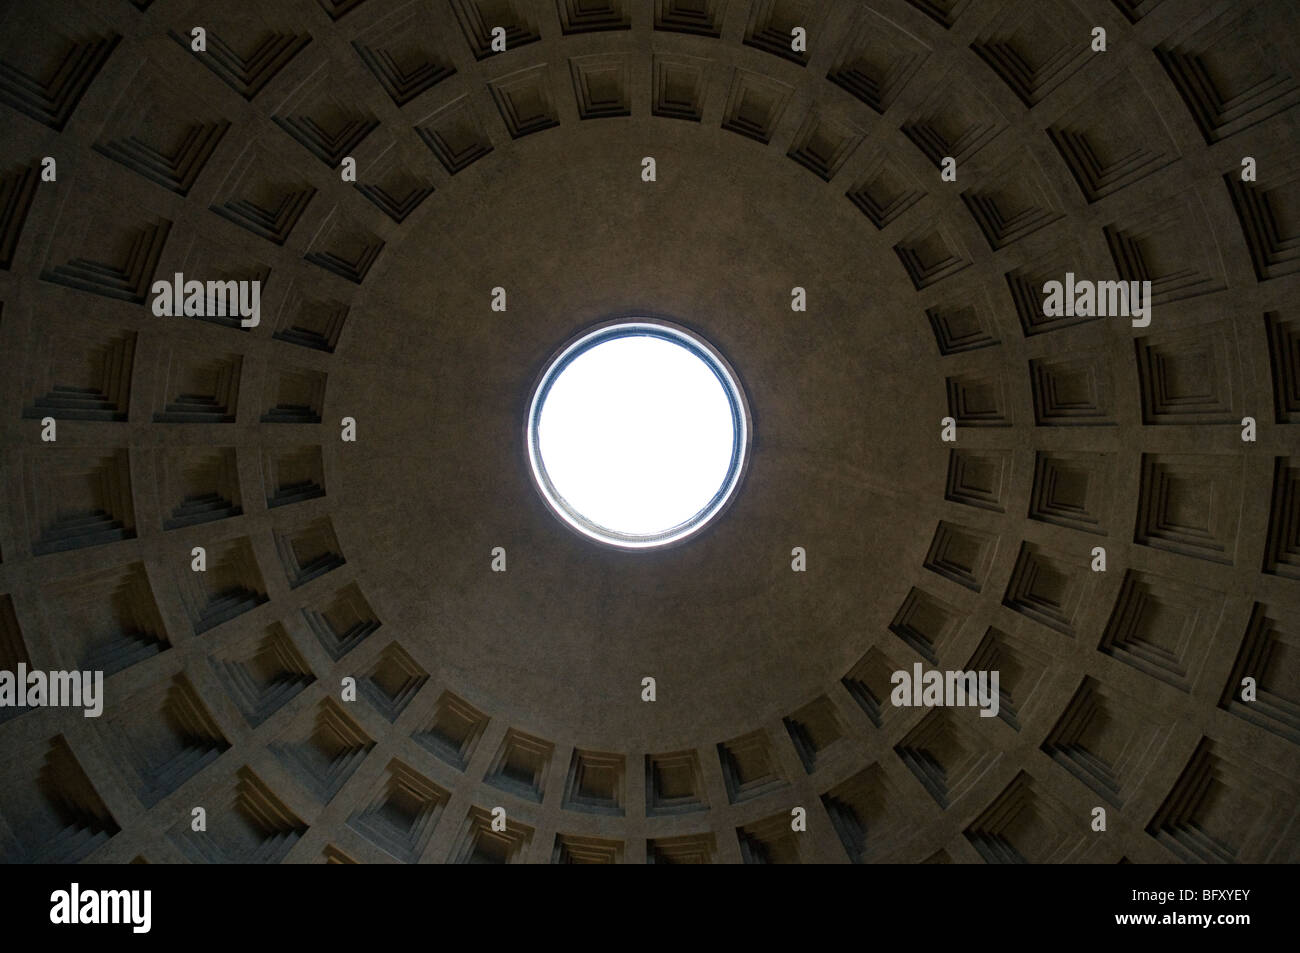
[0,0,1297,865]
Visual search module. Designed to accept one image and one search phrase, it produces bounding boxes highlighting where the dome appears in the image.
[0,0,1297,869]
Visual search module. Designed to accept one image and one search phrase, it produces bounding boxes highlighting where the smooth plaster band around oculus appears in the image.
[525,318,752,551]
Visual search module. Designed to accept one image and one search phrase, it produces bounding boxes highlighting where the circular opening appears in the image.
[526,320,750,549]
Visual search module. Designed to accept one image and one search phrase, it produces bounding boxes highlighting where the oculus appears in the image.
[526,319,750,550]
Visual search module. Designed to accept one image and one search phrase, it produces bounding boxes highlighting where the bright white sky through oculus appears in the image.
[536,335,736,536]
